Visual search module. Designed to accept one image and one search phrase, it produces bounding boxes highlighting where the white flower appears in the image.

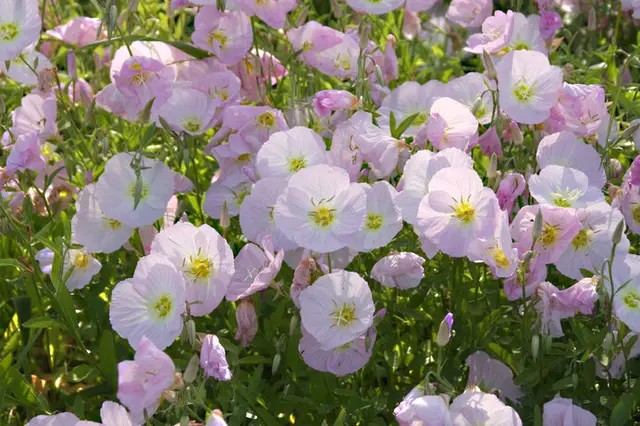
[351,181,402,252]
[63,249,102,291]
[110,254,186,349]
[614,278,640,334]
[445,72,494,125]
[72,184,134,254]
[274,164,367,253]
[76,401,135,426]
[299,270,374,350]
[0,0,42,62]
[96,153,175,228]
[203,180,251,219]
[256,126,327,179]
[507,12,546,53]
[150,222,234,316]
[528,165,605,208]
[0,43,52,85]
[345,0,404,15]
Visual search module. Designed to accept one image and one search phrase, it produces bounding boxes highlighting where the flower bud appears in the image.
[208,410,228,426]
[67,52,77,80]
[603,332,614,353]
[183,354,200,384]
[482,49,497,81]
[531,334,540,360]
[220,201,230,230]
[435,313,453,347]
[358,21,371,51]
[186,318,197,349]
[235,299,257,347]
[532,208,544,241]
[200,335,232,381]
[272,353,281,375]
[509,121,523,145]
[488,153,498,180]
[588,8,596,31]
[612,219,625,246]
[289,314,299,336]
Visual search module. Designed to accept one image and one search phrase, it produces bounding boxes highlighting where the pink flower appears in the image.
[535,281,579,337]
[446,0,493,29]
[405,0,440,12]
[478,126,503,157]
[539,9,563,41]
[113,56,174,113]
[206,410,229,426]
[200,334,232,381]
[496,172,526,215]
[563,277,599,314]
[351,111,404,178]
[370,252,426,290]
[5,132,45,176]
[546,84,607,138]
[394,394,451,426]
[543,398,597,426]
[117,336,176,423]
[503,254,548,301]
[312,90,357,117]
[630,156,640,187]
[466,351,523,402]
[235,298,258,347]
[67,78,94,105]
[236,0,297,29]
[465,10,515,54]
[402,12,422,40]
[10,94,58,141]
[287,21,344,65]
[426,97,479,151]
[46,17,105,47]
[192,8,252,65]
[226,236,284,302]
[291,257,319,308]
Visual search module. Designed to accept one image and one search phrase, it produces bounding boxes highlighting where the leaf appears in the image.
[551,376,574,391]
[610,394,635,425]
[0,258,27,271]
[22,316,65,329]
[333,408,347,426]
[133,171,144,210]
[69,364,92,383]
[12,296,31,345]
[76,36,212,59]
[392,112,419,139]
[99,330,118,388]
[4,366,49,411]
[389,111,397,136]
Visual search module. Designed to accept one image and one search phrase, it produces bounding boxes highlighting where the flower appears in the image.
[556,203,629,279]
[10,94,58,140]
[619,184,640,235]
[35,248,55,274]
[445,72,495,125]
[96,153,175,228]
[614,278,640,334]
[416,167,500,258]
[117,336,176,423]
[435,312,454,346]
[0,0,42,62]
[539,9,563,41]
[0,43,53,86]
[206,410,229,426]
[446,0,492,29]
[226,236,284,302]
[312,90,358,117]
[235,298,258,347]
[110,254,186,349]
[5,132,45,176]
[256,127,327,179]
[394,394,452,426]
[299,270,375,350]
[203,180,252,220]
[396,148,473,225]
[542,398,597,426]
[62,249,102,291]
[25,414,80,426]
[352,181,402,251]
[45,17,104,47]
[71,184,134,254]
[76,401,135,426]
[465,351,523,402]
[291,257,320,308]
[528,165,605,208]
[150,222,234,317]
[155,86,218,135]
[200,334,232,381]
[273,164,367,253]
[465,10,515,54]
[468,210,519,278]
[192,8,253,65]
[510,205,582,265]
[496,172,526,215]
[112,56,175,115]
[536,131,606,188]
[507,12,546,53]
[546,83,608,138]
[235,0,298,29]
[371,252,425,289]
[351,111,405,178]
[426,97,479,151]
[496,50,563,124]
[449,391,522,426]
[344,0,404,15]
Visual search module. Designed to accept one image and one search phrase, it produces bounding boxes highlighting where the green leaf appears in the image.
[551,376,574,391]
[70,364,92,383]
[76,36,212,59]
[4,366,49,411]
[99,330,118,388]
[610,394,635,425]
[12,296,31,346]
[389,111,397,136]
[392,112,419,139]
[22,316,65,329]
[333,408,347,426]
[0,258,27,271]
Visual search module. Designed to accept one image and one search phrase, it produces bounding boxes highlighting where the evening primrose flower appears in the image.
[351,181,402,252]
[496,50,563,125]
[394,394,452,426]
[446,0,493,29]
[507,12,546,53]
[25,413,80,426]
[536,131,606,188]
[468,210,519,278]
[466,351,523,402]
[155,86,218,135]
[370,252,425,290]
[0,44,52,86]
[528,165,605,208]
[344,0,404,15]
[256,127,327,179]
[110,254,186,350]
[0,0,42,62]
[510,205,582,265]
[235,0,298,29]
[416,167,500,258]
[5,132,45,176]
[10,94,58,141]
[426,97,479,151]
[72,184,134,254]
[96,153,175,228]
[150,222,234,316]
[63,249,102,291]
[449,391,522,426]
[445,72,494,125]
[543,398,597,426]
[192,8,253,65]
[203,180,252,219]
[200,334,232,381]
[112,56,175,113]
[76,401,135,426]
[465,10,515,54]
[351,111,405,179]
[556,202,629,279]
[273,164,367,253]
[299,270,375,350]
[614,278,640,333]
[312,90,358,117]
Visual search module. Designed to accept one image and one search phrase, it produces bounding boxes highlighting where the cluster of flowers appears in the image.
[2,0,639,424]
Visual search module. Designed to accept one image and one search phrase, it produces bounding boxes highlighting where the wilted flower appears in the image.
[312,90,358,117]
[235,298,258,347]
[227,236,284,302]
[200,334,232,381]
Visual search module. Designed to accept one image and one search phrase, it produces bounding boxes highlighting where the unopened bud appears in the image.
[67,52,77,80]
[523,250,535,268]
[435,313,453,347]
[272,353,281,375]
[374,64,385,86]
[588,8,596,31]
[127,0,139,13]
[330,0,343,18]
[531,334,540,360]
[603,332,614,352]
[289,314,299,336]
[295,7,309,27]
[358,22,371,51]
[488,153,498,180]
[220,201,230,229]
[612,219,625,246]
[183,355,199,384]
[510,121,523,145]
[186,318,197,349]
[532,208,544,241]
[482,49,497,81]
[621,119,640,140]
[542,334,552,352]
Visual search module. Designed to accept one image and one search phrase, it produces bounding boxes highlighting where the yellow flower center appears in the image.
[540,224,558,247]
[330,302,356,328]
[73,252,90,269]
[453,200,476,224]
[514,80,533,103]
[492,248,510,269]
[309,205,336,228]
[237,153,252,163]
[0,22,19,41]
[571,229,591,250]
[105,218,122,230]
[256,111,276,128]
[365,213,384,231]
[632,204,640,224]
[128,180,150,202]
[335,56,351,71]
[412,112,428,126]
[623,291,640,310]
[188,255,214,280]
[153,295,173,319]
[233,186,251,207]
[513,42,530,50]
[210,31,228,50]
[288,156,307,173]
[181,117,202,133]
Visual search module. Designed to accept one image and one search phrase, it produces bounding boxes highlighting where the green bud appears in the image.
[531,334,540,360]
[482,49,497,81]
[532,208,544,241]
[183,355,199,384]
[612,219,625,246]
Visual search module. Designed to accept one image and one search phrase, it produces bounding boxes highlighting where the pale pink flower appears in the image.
[155,85,218,135]
[466,351,523,402]
[543,398,596,426]
[446,0,492,28]
[345,0,404,15]
[236,0,298,29]
[496,172,526,215]
[406,0,440,12]
[206,410,228,426]
[351,111,404,178]
[287,21,344,65]
[450,391,522,425]
[539,9,563,41]
[117,336,176,423]
[235,298,258,347]
[25,413,80,426]
[504,254,548,301]
[291,257,319,308]
[46,17,105,47]
[200,334,232,381]
[76,401,135,426]
[465,10,515,54]
[68,78,95,105]
[546,84,607,138]
[192,8,252,65]
[0,0,42,62]
[402,12,422,39]
[371,252,425,290]
[10,94,58,141]
[478,126,503,157]
[5,132,45,176]
[327,117,364,182]
[394,394,451,426]
[113,56,174,114]
[426,97,479,151]
[313,90,357,117]
[468,210,519,278]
